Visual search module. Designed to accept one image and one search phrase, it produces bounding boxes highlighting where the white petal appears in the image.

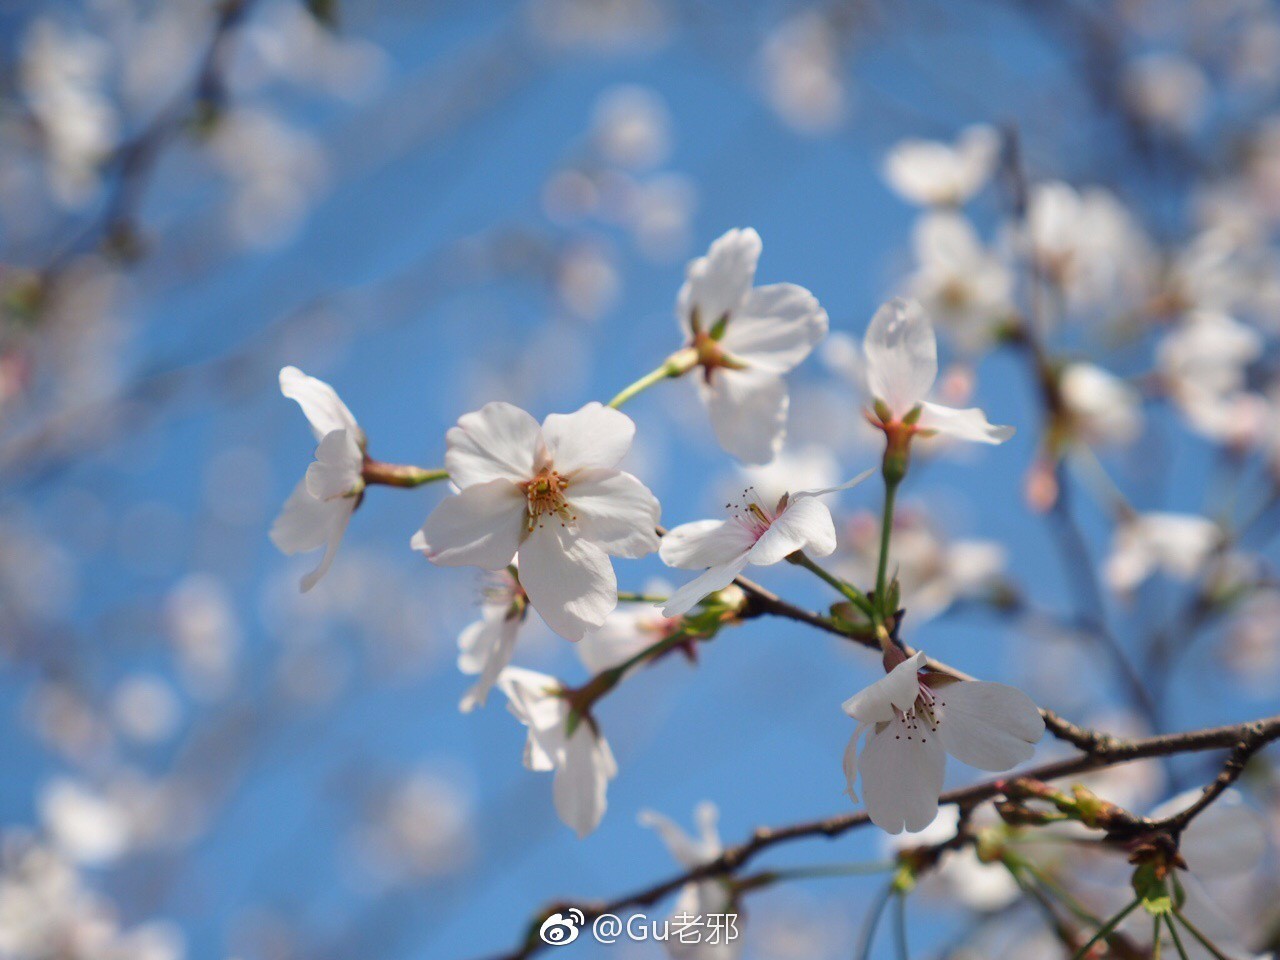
[280,366,359,440]
[445,402,544,488]
[701,366,788,465]
[748,496,836,565]
[720,284,828,373]
[659,519,756,570]
[935,680,1044,771]
[578,608,663,674]
[415,479,525,569]
[271,479,333,555]
[662,555,751,618]
[518,523,617,641]
[859,716,947,834]
[300,500,353,592]
[566,468,661,558]
[497,667,565,770]
[677,228,761,333]
[638,810,705,868]
[842,725,866,800]
[458,612,522,713]
[842,653,926,723]
[542,403,636,474]
[917,402,1015,444]
[791,468,874,499]
[864,298,938,415]
[305,429,364,500]
[554,727,614,838]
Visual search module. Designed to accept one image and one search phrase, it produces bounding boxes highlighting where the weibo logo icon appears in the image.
[538,908,585,946]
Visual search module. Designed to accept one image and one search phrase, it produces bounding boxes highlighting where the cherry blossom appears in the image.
[886,806,1020,912]
[659,473,867,618]
[843,651,1044,834]
[270,366,365,592]
[1103,512,1221,594]
[639,802,742,959]
[456,569,527,712]
[882,125,998,207]
[676,228,829,463]
[1059,362,1144,447]
[907,212,1014,352]
[863,298,1014,444]
[413,401,661,641]
[577,581,682,674]
[496,667,617,837]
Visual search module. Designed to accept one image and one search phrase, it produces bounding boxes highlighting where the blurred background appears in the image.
[3,0,1280,958]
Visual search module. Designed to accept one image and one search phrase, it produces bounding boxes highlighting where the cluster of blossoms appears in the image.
[273,226,1045,839]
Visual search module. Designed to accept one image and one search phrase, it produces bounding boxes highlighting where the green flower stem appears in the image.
[1172,910,1232,960]
[616,591,668,604]
[789,552,875,618]
[1070,898,1141,960]
[875,475,900,619]
[362,461,449,488]
[1165,911,1192,960]
[607,348,697,409]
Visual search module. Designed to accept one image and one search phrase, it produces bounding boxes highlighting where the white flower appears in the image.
[882,125,999,207]
[677,228,829,463]
[639,803,742,959]
[659,474,867,618]
[886,807,1020,912]
[456,570,527,712]
[863,299,1014,444]
[38,779,130,867]
[578,584,682,675]
[496,667,617,837]
[1104,512,1221,594]
[907,212,1014,352]
[270,366,365,592]
[1059,363,1144,447]
[413,401,661,641]
[843,652,1044,834]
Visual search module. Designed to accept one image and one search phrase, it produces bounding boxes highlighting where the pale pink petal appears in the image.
[701,366,788,465]
[414,479,526,569]
[677,228,761,334]
[578,608,661,674]
[917,402,1015,444]
[864,299,938,415]
[935,680,1044,771]
[445,402,544,488]
[662,555,751,618]
[300,500,353,593]
[748,496,836,565]
[458,612,522,713]
[280,366,359,440]
[859,716,948,834]
[271,479,333,556]
[304,429,364,500]
[497,667,564,771]
[842,652,926,724]
[659,519,757,570]
[566,468,661,558]
[542,403,636,474]
[518,523,617,641]
[720,284,828,373]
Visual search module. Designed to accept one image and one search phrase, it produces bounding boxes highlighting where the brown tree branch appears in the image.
[478,714,1280,960]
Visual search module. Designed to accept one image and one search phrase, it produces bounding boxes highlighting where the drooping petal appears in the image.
[859,716,948,834]
[305,429,364,500]
[677,228,761,334]
[565,468,661,559]
[842,724,867,800]
[445,402,544,488]
[864,298,938,415]
[719,283,828,373]
[748,495,837,565]
[518,523,617,641]
[842,652,926,724]
[917,402,1015,444]
[935,680,1044,771]
[458,611,522,713]
[659,519,757,570]
[701,366,788,465]
[280,366,360,440]
[554,727,615,838]
[271,479,334,556]
[542,403,636,474]
[662,555,751,618]
[497,667,565,771]
[638,810,705,869]
[414,479,526,569]
[300,500,354,593]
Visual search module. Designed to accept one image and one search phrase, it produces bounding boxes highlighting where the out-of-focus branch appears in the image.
[479,715,1280,960]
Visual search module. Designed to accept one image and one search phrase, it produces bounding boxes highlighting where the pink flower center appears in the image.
[889,677,947,744]
[724,486,776,540]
